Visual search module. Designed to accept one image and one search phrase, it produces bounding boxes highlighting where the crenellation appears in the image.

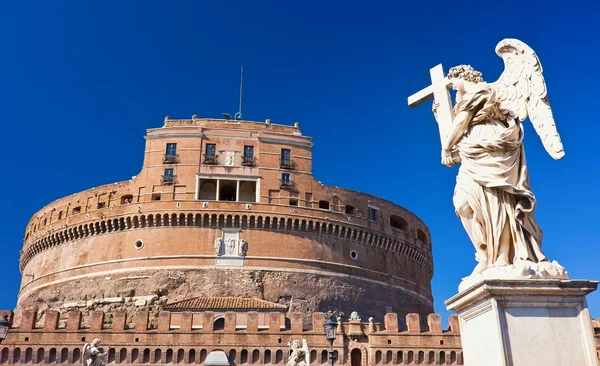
[448,314,459,333]
[290,312,303,332]
[384,313,398,332]
[224,312,236,332]
[134,312,149,332]
[112,312,126,332]
[426,314,442,334]
[42,311,59,331]
[65,311,81,331]
[405,313,420,333]
[247,312,259,332]
[179,312,193,332]
[157,312,170,331]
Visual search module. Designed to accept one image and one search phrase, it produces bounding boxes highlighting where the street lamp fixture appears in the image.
[323,314,338,366]
[0,315,12,344]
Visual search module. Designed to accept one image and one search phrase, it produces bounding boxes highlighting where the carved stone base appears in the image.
[445,279,598,366]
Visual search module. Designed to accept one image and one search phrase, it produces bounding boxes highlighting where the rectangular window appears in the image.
[164,168,174,177]
[97,202,106,209]
[166,143,177,157]
[369,208,377,221]
[281,149,291,163]
[244,146,254,159]
[58,211,63,220]
[281,173,290,184]
[205,144,216,158]
[289,197,299,206]
[72,206,81,215]
[152,193,161,201]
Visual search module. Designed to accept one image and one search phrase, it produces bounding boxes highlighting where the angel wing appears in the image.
[82,343,91,366]
[490,38,565,159]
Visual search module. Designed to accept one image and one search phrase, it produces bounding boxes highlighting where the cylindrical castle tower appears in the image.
[17,118,434,326]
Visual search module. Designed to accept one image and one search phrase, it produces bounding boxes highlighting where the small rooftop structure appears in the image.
[164,297,288,312]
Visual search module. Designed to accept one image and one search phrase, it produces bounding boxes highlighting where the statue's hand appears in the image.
[441,149,455,167]
[432,101,439,115]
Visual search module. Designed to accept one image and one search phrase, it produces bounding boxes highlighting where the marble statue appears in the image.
[409,39,568,288]
[239,239,248,256]
[82,339,111,366]
[286,339,310,366]
[214,237,222,256]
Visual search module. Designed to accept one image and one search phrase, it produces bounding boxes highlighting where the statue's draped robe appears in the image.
[453,84,546,265]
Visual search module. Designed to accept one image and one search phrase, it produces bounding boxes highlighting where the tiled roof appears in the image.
[164,297,288,311]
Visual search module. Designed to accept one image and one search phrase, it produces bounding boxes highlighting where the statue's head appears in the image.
[447,65,484,91]
[289,340,301,349]
[91,338,101,347]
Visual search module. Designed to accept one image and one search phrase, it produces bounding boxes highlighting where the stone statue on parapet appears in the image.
[408,39,568,290]
[82,338,111,366]
[286,339,309,366]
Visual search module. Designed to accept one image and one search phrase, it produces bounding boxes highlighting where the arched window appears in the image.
[390,215,408,231]
[417,229,427,243]
[213,316,225,330]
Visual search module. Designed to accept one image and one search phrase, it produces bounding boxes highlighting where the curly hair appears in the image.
[447,65,484,83]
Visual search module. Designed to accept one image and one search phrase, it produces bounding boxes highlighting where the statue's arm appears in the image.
[442,110,474,152]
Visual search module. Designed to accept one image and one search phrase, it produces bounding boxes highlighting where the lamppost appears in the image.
[323,314,338,366]
[0,315,12,344]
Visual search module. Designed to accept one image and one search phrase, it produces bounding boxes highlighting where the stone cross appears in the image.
[407,64,453,149]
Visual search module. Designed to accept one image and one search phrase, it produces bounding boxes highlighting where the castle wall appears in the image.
[0,310,465,366]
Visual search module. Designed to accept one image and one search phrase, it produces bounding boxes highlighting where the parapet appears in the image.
[6,310,460,334]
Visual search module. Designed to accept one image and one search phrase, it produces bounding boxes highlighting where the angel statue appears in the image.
[426,39,568,287]
[286,339,310,366]
[82,338,112,366]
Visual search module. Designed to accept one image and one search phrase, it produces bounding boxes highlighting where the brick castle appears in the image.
[2,117,599,365]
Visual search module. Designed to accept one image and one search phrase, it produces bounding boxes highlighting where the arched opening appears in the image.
[153,349,161,364]
[213,316,225,331]
[35,348,43,364]
[1,348,9,363]
[375,351,382,364]
[176,349,184,363]
[188,350,196,364]
[48,349,57,364]
[240,350,248,364]
[264,350,271,364]
[428,351,435,364]
[143,349,150,363]
[199,180,217,200]
[107,348,116,363]
[119,349,127,364]
[321,350,328,364]
[165,349,173,364]
[439,352,445,364]
[390,215,408,230]
[72,349,81,363]
[275,350,283,364]
[417,229,427,243]
[251,350,259,364]
[351,349,362,366]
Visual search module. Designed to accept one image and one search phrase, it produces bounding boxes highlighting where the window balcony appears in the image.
[204,155,219,165]
[242,156,257,167]
[161,175,176,184]
[163,154,179,164]
[280,160,295,170]
[280,180,296,190]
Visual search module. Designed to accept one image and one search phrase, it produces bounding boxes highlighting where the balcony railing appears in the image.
[161,175,176,184]
[280,180,296,190]
[280,159,295,170]
[242,156,256,167]
[163,154,179,164]
[204,155,219,165]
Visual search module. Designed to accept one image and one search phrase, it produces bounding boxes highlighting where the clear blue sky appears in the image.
[1,1,599,324]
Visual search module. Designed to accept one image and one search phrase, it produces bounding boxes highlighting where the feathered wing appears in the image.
[490,38,565,159]
[82,344,91,366]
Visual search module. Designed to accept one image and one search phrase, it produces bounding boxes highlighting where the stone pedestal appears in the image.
[445,279,598,366]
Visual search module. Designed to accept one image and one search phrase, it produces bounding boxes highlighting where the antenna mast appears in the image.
[238,65,244,119]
